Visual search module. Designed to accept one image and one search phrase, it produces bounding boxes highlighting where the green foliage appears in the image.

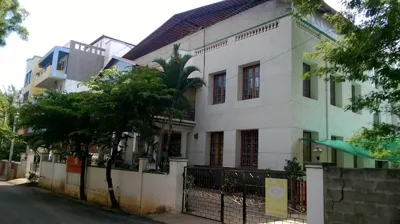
[0,140,25,161]
[19,67,173,205]
[153,44,204,157]
[294,0,400,157]
[153,44,204,108]
[0,0,29,46]
[19,90,96,161]
[284,157,305,178]
[0,85,19,145]
[86,66,174,150]
[0,92,12,142]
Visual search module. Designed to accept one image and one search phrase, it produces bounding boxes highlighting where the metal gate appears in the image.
[182,166,307,224]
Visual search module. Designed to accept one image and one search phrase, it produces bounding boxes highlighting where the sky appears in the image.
[0,0,340,90]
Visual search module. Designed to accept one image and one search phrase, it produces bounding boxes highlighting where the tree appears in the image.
[19,91,95,201]
[153,44,204,163]
[294,0,400,158]
[86,66,173,208]
[0,141,25,160]
[0,0,29,46]
[0,85,20,159]
[0,92,13,142]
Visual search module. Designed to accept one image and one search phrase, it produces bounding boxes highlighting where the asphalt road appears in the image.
[0,181,163,224]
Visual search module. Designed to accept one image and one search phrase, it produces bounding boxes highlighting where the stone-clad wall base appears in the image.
[324,167,400,224]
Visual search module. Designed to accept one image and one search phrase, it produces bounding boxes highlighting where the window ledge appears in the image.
[303,96,318,101]
[240,97,260,101]
[330,104,343,109]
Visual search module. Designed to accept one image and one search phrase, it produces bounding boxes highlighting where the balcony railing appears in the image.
[36,65,51,77]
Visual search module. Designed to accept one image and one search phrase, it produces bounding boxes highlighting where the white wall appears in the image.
[291,18,375,167]
[104,41,134,66]
[37,159,187,215]
[132,1,377,170]
[40,161,53,179]
[63,79,90,93]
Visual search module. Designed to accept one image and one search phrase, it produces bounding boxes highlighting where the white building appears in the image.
[122,0,387,170]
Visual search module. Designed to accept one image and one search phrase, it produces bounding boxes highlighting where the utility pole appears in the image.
[7,114,17,180]
[8,115,17,162]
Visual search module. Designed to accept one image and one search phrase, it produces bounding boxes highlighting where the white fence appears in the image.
[38,158,187,215]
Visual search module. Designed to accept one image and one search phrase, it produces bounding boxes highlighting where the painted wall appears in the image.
[104,41,134,66]
[131,1,381,170]
[37,159,187,216]
[66,41,105,82]
[63,79,90,93]
[291,18,376,168]
[22,56,44,98]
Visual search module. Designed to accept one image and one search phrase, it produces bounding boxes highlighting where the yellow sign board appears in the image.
[265,178,288,219]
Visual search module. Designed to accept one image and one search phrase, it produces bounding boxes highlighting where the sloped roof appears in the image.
[123,0,272,60]
[123,0,336,61]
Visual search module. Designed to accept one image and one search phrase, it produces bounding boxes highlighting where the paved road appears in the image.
[0,181,163,224]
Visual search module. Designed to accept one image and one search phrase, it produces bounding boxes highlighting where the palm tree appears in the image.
[153,44,204,163]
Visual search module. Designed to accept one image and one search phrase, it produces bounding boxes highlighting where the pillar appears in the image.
[169,158,188,211]
[223,130,240,167]
[138,157,148,215]
[39,153,50,175]
[305,163,329,224]
[124,133,135,166]
[180,132,188,158]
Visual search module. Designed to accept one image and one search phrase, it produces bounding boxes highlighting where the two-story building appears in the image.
[122,0,381,170]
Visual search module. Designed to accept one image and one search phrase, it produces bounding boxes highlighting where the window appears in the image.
[213,73,226,104]
[303,63,311,98]
[351,85,356,112]
[241,130,258,168]
[331,136,338,164]
[210,132,223,166]
[243,64,260,100]
[373,112,380,124]
[330,76,336,106]
[375,160,388,168]
[303,131,312,162]
[353,156,358,168]
[351,84,361,114]
[24,71,32,86]
[57,61,65,71]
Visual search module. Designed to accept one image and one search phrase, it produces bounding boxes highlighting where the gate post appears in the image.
[182,167,186,213]
[220,169,224,223]
[242,172,246,224]
[169,158,188,212]
[305,163,329,224]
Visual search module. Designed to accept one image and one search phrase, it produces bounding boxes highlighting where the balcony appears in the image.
[34,46,69,89]
[34,65,66,89]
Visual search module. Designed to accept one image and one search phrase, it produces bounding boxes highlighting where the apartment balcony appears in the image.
[34,46,69,89]
[34,64,66,89]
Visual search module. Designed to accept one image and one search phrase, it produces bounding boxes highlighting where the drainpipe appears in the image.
[202,27,206,80]
[325,62,329,161]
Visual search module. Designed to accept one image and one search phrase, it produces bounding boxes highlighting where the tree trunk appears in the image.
[106,138,120,208]
[165,112,174,152]
[77,144,87,201]
[162,112,173,171]
[79,149,87,201]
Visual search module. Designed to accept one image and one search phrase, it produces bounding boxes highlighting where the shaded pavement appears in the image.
[0,181,162,224]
